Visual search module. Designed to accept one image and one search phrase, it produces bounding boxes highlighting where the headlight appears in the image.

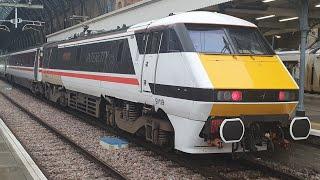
[217,90,243,102]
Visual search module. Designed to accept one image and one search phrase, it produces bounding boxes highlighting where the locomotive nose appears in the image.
[290,117,311,140]
[220,118,245,143]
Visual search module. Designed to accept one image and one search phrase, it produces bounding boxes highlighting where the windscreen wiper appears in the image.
[221,37,231,53]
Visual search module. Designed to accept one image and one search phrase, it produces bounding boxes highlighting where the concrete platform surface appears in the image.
[0,119,47,180]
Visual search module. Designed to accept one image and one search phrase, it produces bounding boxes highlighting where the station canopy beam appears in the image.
[0,2,43,9]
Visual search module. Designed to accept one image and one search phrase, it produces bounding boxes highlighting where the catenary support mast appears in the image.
[296,0,309,116]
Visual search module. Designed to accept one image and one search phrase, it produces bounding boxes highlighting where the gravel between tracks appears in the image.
[0,94,114,179]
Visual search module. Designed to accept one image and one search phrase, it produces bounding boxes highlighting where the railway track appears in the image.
[238,155,301,180]
[0,81,306,180]
[36,94,302,179]
[0,90,129,180]
[56,104,305,180]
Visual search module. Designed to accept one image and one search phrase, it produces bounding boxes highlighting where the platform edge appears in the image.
[310,129,320,137]
[0,118,47,180]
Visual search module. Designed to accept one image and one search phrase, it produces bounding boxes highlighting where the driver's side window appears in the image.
[160,29,182,53]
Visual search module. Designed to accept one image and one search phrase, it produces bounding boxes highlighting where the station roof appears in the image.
[0,0,20,20]
[0,0,319,52]
[202,0,320,36]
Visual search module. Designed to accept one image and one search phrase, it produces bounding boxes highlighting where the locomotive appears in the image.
[0,11,311,154]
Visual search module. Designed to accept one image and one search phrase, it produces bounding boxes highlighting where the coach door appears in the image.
[141,31,163,93]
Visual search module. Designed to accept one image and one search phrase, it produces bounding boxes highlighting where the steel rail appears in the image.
[239,156,301,180]
[0,90,129,180]
[300,135,320,149]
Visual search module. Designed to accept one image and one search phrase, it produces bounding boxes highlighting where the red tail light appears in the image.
[278,91,286,101]
[211,119,223,134]
[231,91,242,101]
[278,91,298,101]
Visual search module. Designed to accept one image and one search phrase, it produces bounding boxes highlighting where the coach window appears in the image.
[58,47,76,69]
[135,33,147,54]
[78,46,84,71]
[26,53,34,67]
[9,56,13,66]
[117,40,124,62]
[145,33,152,54]
[82,41,110,72]
[120,40,135,74]
[151,31,162,54]
[146,32,162,54]
[81,44,96,72]
[18,55,22,66]
[43,48,51,68]
[49,47,59,69]
[8,56,12,66]
[18,55,23,66]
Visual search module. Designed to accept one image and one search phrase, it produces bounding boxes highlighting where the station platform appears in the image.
[305,94,320,136]
[0,119,47,180]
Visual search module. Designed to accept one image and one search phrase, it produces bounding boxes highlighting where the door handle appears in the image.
[144,80,147,85]
[145,62,149,67]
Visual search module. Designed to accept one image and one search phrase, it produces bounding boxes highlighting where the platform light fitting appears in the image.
[279,17,298,22]
[316,4,320,8]
[256,15,275,20]
[275,35,281,39]
[262,0,276,3]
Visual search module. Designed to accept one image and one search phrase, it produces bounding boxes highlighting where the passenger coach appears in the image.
[0,47,42,90]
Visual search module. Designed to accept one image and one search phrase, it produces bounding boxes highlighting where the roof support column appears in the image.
[14,7,18,28]
[296,0,309,117]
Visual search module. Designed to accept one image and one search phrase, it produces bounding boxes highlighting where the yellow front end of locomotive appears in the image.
[199,54,299,116]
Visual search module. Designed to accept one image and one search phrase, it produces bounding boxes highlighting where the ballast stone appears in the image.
[100,136,129,149]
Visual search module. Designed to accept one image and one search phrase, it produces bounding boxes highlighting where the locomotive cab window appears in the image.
[185,24,275,55]
[187,26,231,54]
[228,28,274,55]
[168,29,182,52]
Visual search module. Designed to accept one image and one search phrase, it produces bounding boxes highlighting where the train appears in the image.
[0,11,311,154]
[278,48,320,93]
